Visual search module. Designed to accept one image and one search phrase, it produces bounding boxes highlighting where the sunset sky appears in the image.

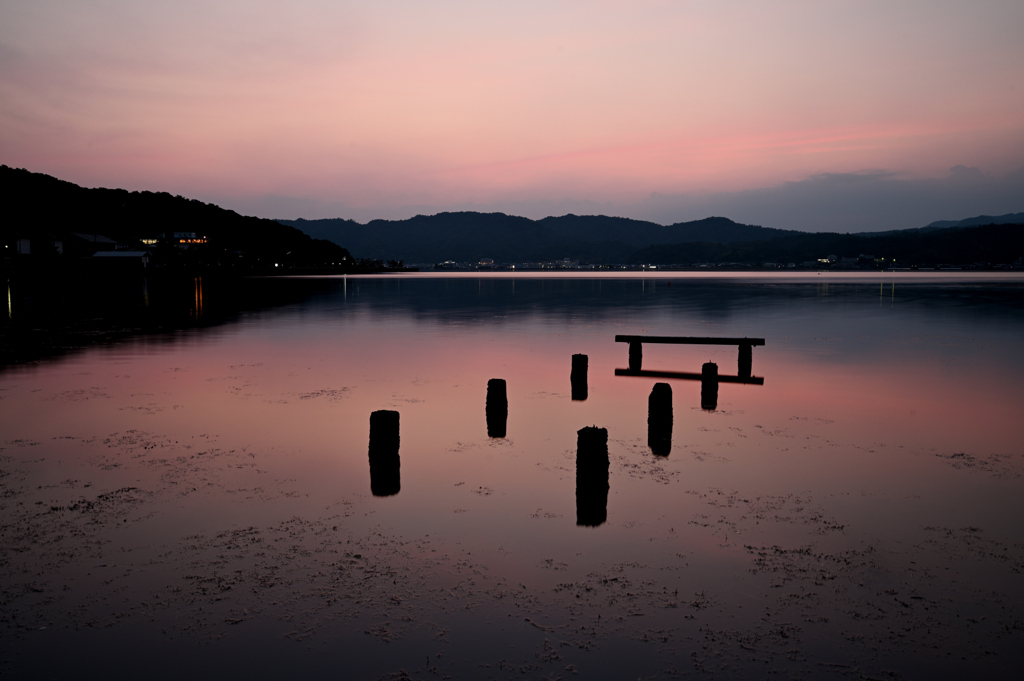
[2,0,1022,231]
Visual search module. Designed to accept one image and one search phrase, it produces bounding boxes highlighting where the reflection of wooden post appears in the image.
[701,362,718,411]
[571,354,588,401]
[576,426,609,527]
[368,410,400,496]
[486,379,508,438]
[738,343,752,379]
[628,341,642,371]
[647,383,673,456]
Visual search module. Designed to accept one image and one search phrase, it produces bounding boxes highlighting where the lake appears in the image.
[2,272,1023,680]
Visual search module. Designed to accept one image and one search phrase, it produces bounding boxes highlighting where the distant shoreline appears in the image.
[289,269,1024,283]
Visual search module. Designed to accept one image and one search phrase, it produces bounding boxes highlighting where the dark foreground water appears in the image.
[2,272,1023,680]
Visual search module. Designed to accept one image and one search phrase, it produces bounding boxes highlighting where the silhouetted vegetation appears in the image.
[1,165,356,273]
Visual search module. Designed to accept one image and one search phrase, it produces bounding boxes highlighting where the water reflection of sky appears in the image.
[2,273,1023,679]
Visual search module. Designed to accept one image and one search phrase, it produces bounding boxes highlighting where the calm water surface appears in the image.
[2,272,1023,679]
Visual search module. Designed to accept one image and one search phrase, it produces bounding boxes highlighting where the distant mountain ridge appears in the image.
[277,213,798,263]
[629,222,1024,267]
[864,213,1024,238]
[279,210,1024,265]
[4,164,1018,268]
[924,213,1024,229]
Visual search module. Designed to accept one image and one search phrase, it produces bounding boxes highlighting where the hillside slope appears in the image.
[1,165,352,269]
[279,213,796,263]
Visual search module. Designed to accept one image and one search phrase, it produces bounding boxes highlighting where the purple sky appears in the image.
[2,1,1022,231]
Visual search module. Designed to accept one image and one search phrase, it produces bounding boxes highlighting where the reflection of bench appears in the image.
[615,335,765,377]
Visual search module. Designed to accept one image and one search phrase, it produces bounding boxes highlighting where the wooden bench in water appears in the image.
[615,334,765,381]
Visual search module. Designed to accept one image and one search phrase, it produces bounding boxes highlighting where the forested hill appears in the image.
[1,165,352,269]
[280,210,1023,266]
[628,222,1024,267]
[278,213,798,264]
[924,213,1024,229]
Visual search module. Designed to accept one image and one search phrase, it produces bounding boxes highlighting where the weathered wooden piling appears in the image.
[701,362,719,411]
[486,378,508,438]
[647,382,673,456]
[576,426,609,527]
[571,353,589,401]
[628,341,643,371]
[368,410,400,496]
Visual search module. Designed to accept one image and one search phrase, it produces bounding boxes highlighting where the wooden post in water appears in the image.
[486,378,508,438]
[368,410,400,496]
[701,362,719,411]
[576,426,609,527]
[571,353,589,401]
[647,382,673,456]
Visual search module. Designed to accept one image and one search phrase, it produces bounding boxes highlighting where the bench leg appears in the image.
[738,343,752,379]
[628,341,642,371]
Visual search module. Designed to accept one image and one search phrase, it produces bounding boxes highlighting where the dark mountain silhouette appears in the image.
[629,223,1024,267]
[277,213,798,264]
[865,212,1024,237]
[281,210,1022,266]
[6,165,1019,268]
[924,213,1024,230]
[1,165,352,270]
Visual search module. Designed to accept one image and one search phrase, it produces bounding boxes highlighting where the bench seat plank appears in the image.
[615,335,765,346]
